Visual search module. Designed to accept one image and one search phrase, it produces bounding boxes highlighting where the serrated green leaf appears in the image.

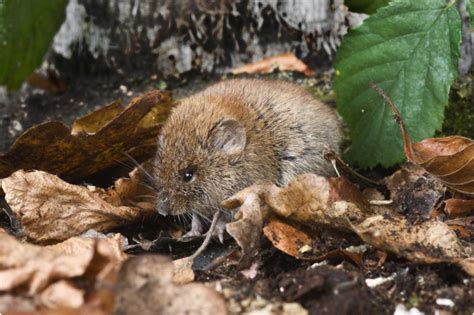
[0,0,67,90]
[334,0,462,168]
[345,0,391,14]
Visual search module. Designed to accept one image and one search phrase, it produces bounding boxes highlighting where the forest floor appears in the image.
[0,69,473,315]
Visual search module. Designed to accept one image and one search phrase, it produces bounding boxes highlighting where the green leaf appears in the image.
[468,0,474,28]
[0,0,67,90]
[345,0,391,14]
[334,0,462,168]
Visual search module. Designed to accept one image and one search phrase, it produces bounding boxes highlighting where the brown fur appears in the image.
[153,79,342,217]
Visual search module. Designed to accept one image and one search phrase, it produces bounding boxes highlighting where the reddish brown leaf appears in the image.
[445,198,474,217]
[263,218,313,259]
[231,53,315,76]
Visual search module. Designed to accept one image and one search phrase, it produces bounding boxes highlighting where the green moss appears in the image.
[440,73,474,138]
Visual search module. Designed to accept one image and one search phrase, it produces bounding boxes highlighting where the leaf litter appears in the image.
[0,89,173,183]
[0,81,473,314]
[223,174,473,275]
[1,169,155,243]
[231,53,315,77]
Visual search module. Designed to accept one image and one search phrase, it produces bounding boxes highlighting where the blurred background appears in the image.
[0,0,366,152]
[0,0,471,154]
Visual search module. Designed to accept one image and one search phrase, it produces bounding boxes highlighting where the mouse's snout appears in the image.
[157,196,170,216]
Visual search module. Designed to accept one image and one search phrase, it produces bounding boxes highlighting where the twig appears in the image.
[369,82,415,161]
[324,150,386,192]
[190,210,221,260]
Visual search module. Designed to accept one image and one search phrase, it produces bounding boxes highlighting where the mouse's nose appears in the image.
[157,197,170,216]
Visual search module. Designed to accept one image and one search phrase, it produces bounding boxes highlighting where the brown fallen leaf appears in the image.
[111,163,156,211]
[371,83,474,197]
[264,217,365,265]
[0,89,172,182]
[231,52,315,76]
[113,255,227,315]
[263,218,313,259]
[2,170,155,243]
[0,232,125,296]
[444,198,474,217]
[445,216,474,235]
[226,191,270,263]
[26,71,67,93]
[223,174,473,275]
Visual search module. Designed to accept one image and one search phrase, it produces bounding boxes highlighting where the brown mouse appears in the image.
[152,79,342,239]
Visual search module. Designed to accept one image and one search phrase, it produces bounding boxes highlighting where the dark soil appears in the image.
[1,71,473,315]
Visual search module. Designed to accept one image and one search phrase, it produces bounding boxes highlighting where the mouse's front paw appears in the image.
[183,214,204,238]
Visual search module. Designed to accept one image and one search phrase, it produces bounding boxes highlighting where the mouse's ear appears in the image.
[208,119,246,154]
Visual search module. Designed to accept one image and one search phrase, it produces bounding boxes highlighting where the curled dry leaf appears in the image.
[231,52,315,76]
[114,255,226,315]
[223,174,473,275]
[111,163,156,211]
[409,137,474,196]
[226,191,269,261]
[372,83,474,196]
[2,170,154,243]
[0,90,172,182]
[0,232,125,297]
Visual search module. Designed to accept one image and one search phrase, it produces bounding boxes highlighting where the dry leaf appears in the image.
[223,174,473,275]
[112,164,156,211]
[114,255,226,315]
[231,53,315,76]
[409,137,474,196]
[26,71,67,93]
[444,198,474,217]
[0,90,172,182]
[371,83,474,196]
[2,170,154,243]
[226,191,269,261]
[263,218,313,259]
[0,233,125,296]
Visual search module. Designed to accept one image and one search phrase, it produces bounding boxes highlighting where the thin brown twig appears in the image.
[190,210,221,260]
[369,82,415,161]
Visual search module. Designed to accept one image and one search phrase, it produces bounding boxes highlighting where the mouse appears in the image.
[152,78,343,240]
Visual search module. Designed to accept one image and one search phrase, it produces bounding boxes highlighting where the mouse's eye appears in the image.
[180,166,197,183]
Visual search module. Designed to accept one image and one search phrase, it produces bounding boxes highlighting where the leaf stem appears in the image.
[369,82,415,161]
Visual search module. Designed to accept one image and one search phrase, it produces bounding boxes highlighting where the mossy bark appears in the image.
[441,73,474,138]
